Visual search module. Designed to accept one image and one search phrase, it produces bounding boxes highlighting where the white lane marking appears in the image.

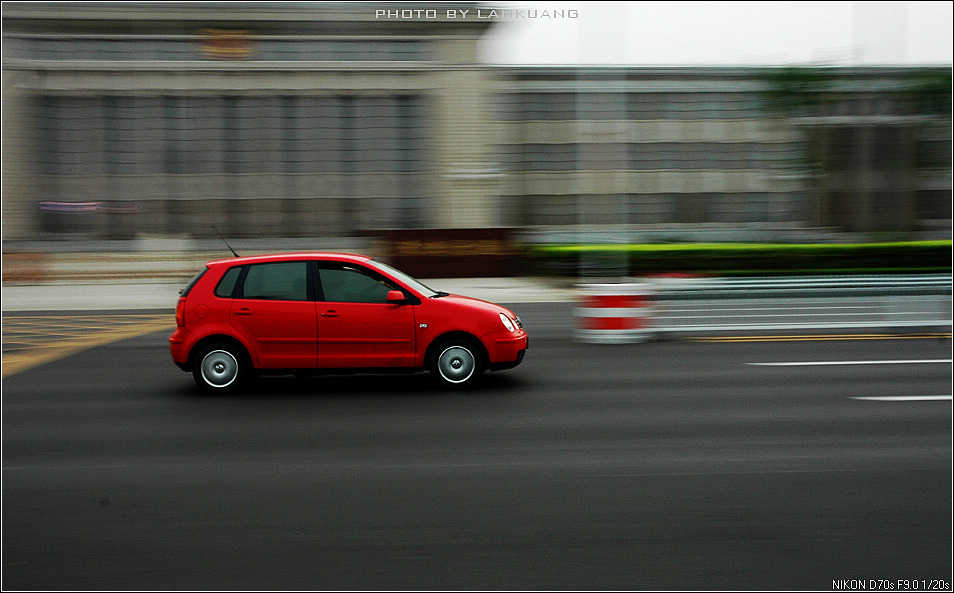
[748,359,952,367]
[850,396,952,402]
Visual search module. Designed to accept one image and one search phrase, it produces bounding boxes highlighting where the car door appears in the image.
[229,261,318,369]
[316,263,416,368]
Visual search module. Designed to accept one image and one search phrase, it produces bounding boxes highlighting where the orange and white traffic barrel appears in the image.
[575,283,654,343]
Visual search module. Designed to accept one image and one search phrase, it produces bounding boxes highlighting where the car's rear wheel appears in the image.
[430,338,483,387]
[193,342,247,394]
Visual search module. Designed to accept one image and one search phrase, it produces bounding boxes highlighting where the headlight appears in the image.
[499,312,515,332]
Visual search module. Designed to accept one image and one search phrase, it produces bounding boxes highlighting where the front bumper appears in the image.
[486,331,528,371]
[488,346,527,371]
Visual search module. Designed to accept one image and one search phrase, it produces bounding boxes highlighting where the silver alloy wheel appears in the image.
[437,345,476,384]
[200,349,239,388]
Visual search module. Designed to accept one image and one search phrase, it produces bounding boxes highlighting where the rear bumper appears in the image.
[169,330,191,370]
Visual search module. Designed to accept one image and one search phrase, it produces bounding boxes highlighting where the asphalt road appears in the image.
[2,304,952,590]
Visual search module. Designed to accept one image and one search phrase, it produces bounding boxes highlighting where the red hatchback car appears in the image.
[169,253,528,392]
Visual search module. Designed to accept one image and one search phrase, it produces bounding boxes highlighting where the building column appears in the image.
[430,67,502,228]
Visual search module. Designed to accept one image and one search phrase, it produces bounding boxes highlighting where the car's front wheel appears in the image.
[430,338,483,387]
[193,342,247,394]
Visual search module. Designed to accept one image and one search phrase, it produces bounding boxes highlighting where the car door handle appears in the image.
[321,310,339,318]
[234,308,253,316]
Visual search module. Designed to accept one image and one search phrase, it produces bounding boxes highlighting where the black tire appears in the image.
[192,342,248,394]
[429,337,484,387]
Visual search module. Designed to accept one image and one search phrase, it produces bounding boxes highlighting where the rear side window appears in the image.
[180,267,208,297]
[214,266,243,298]
[241,262,309,301]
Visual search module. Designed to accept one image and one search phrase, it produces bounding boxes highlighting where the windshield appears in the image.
[367,260,439,298]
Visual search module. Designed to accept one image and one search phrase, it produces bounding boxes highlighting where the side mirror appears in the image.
[386,290,407,304]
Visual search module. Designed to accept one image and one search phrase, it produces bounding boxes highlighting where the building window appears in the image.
[500,142,786,172]
[495,91,766,121]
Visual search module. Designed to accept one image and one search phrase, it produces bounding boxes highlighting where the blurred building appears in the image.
[2,2,951,242]
[493,66,951,237]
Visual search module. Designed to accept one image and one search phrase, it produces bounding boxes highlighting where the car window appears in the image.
[214,266,243,298]
[240,262,308,301]
[319,265,397,304]
[180,267,208,297]
[367,259,437,298]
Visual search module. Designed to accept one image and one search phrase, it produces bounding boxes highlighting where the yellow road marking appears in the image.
[691,333,952,343]
[2,315,174,378]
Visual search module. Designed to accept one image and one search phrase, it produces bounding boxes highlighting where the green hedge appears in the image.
[526,241,953,276]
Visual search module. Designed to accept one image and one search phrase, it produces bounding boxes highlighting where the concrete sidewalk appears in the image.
[1,277,575,312]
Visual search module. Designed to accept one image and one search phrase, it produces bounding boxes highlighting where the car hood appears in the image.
[434,293,516,317]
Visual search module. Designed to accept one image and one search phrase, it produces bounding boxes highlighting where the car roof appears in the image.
[206,252,372,267]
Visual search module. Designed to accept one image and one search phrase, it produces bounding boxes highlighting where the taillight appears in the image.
[175,297,186,327]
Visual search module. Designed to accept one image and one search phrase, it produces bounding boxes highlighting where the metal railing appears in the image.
[645,275,952,335]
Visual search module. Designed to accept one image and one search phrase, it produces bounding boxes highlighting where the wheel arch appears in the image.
[424,331,489,372]
[187,334,255,372]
